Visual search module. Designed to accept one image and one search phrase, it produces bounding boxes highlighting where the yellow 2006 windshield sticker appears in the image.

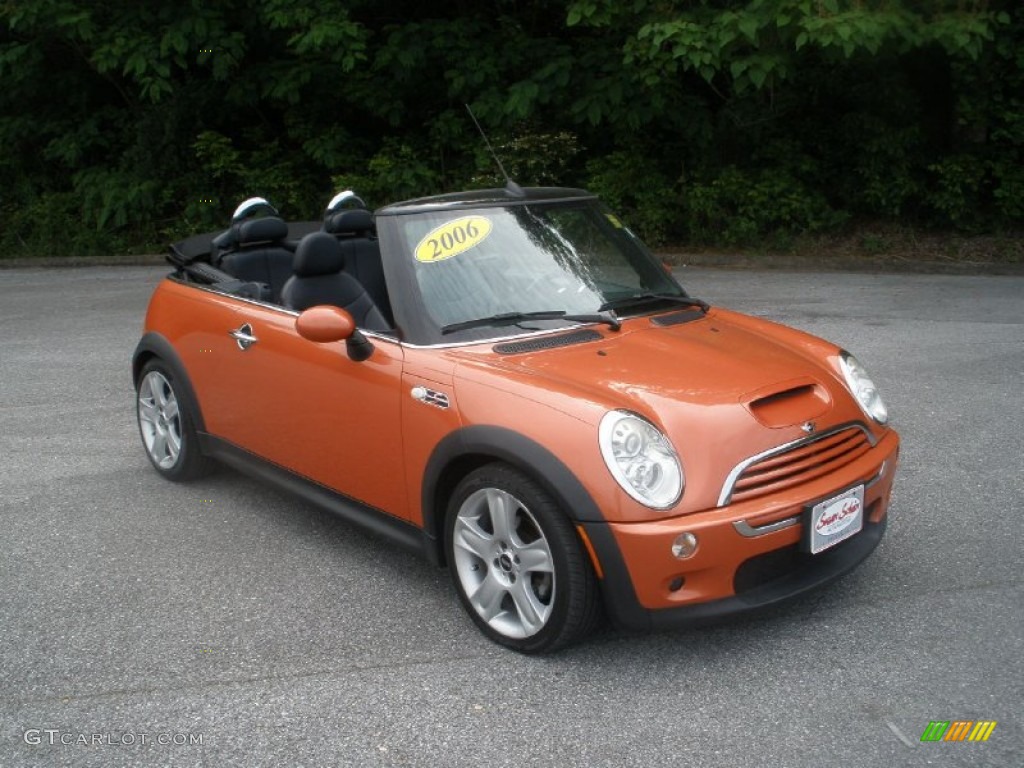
[414,216,492,263]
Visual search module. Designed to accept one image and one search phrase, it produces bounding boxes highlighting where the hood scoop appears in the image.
[744,379,831,429]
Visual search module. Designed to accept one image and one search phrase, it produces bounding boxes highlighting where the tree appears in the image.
[0,0,1018,255]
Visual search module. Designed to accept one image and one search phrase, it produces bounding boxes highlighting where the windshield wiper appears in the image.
[599,293,710,314]
[441,310,621,335]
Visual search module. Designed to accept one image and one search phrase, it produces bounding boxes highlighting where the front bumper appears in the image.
[582,429,899,631]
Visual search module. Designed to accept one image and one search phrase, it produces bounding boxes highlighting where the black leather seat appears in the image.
[323,209,393,325]
[281,232,389,331]
[218,217,294,303]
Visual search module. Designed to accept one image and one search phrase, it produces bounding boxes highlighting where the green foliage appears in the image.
[333,141,441,207]
[0,0,1021,257]
[687,167,847,246]
[838,116,924,218]
[926,155,987,228]
[571,0,1003,92]
[585,152,680,245]
[992,162,1024,220]
[471,130,582,188]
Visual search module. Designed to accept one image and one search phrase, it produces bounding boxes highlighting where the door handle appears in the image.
[229,323,258,350]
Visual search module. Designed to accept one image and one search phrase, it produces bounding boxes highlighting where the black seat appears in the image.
[218,217,294,303]
[323,209,393,325]
[281,232,389,331]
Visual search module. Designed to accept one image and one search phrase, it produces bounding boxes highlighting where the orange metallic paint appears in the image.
[295,305,355,343]
[400,346,461,528]
[607,431,899,609]
[443,312,883,519]
[147,279,408,518]
[144,280,246,436]
[144,272,899,624]
[222,302,407,517]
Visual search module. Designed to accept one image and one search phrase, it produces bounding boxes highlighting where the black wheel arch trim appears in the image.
[419,424,648,623]
[421,425,605,533]
[132,332,206,433]
[417,420,888,632]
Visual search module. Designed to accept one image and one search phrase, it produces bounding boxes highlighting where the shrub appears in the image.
[585,152,680,245]
[686,167,848,247]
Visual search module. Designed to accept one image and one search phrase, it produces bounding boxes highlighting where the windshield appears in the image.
[392,200,683,336]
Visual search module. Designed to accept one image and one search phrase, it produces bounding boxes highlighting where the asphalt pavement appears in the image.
[0,265,1021,767]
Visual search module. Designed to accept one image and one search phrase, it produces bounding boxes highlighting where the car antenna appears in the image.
[465,103,524,197]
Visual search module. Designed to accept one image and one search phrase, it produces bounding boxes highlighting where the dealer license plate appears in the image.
[808,485,864,554]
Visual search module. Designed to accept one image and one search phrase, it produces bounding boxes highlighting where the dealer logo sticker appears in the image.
[809,484,864,554]
[815,495,861,536]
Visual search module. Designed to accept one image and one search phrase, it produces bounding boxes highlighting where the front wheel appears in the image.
[445,464,600,653]
[136,360,212,481]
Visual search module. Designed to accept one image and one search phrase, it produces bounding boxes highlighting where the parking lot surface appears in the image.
[1,265,1020,767]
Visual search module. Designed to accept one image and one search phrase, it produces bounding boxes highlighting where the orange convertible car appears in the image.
[134,186,899,652]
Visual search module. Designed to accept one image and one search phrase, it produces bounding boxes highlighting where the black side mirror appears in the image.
[345,330,374,362]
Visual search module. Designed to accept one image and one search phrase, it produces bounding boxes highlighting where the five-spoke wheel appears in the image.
[138,369,183,470]
[446,464,600,653]
[136,360,211,481]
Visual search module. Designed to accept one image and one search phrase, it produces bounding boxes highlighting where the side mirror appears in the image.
[295,305,374,362]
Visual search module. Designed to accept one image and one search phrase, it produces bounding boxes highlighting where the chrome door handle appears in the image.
[229,323,258,350]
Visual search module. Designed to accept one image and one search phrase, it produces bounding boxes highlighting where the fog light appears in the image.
[671,532,698,559]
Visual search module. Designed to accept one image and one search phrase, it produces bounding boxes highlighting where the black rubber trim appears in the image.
[493,329,602,354]
[184,260,239,285]
[422,425,606,531]
[578,521,653,631]
[650,310,705,327]
[131,333,206,433]
[421,425,650,622]
[419,425,611,567]
[584,516,887,632]
[199,434,425,556]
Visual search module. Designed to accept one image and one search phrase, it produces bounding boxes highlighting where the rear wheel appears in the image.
[136,360,212,481]
[445,464,600,653]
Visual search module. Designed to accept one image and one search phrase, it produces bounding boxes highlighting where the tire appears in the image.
[136,359,212,481]
[445,463,600,653]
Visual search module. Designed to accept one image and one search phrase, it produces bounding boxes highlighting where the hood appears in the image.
[450,310,870,511]
[461,311,850,416]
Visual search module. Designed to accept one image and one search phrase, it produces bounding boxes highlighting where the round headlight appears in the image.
[839,352,889,424]
[599,411,684,509]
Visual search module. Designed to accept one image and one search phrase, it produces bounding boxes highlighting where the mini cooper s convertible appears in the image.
[133,185,899,653]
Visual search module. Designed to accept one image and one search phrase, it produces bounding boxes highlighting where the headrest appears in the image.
[324,208,373,236]
[293,232,345,277]
[237,216,288,246]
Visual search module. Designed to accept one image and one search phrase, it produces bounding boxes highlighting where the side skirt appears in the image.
[199,433,427,557]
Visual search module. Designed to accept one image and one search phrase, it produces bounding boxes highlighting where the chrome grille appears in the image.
[719,424,875,506]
